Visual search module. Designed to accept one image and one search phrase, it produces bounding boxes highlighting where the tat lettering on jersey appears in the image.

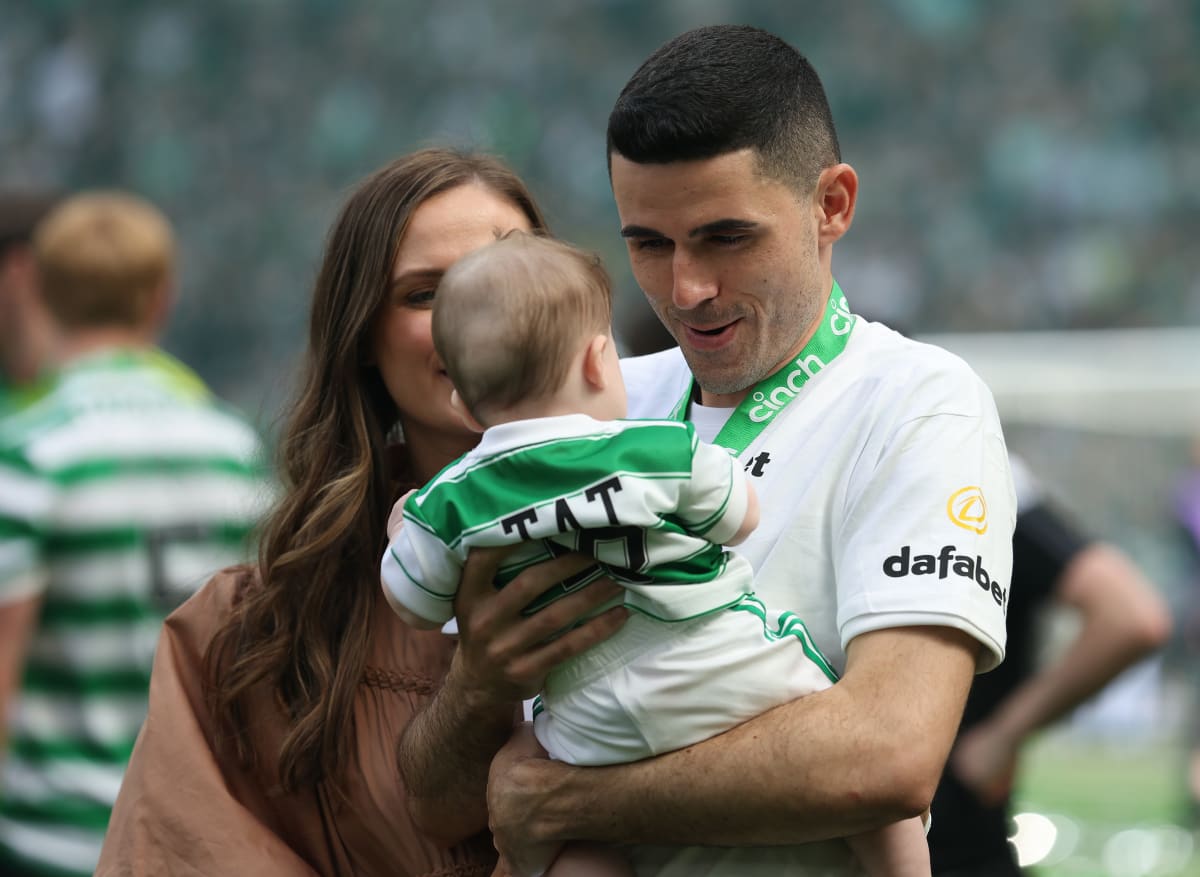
[883,544,1009,612]
[499,475,652,582]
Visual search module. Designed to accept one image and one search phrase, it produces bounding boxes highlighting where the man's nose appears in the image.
[671,251,718,310]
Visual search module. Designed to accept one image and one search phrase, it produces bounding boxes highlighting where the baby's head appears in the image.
[433,231,625,428]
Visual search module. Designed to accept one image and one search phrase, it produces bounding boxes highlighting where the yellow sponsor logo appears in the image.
[947,486,988,535]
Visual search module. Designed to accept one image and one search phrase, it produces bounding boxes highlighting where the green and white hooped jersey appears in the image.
[0,348,272,877]
[382,415,755,626]
[618,285,1016,877]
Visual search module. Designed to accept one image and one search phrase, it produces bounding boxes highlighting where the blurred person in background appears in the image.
[0,191,272,877]
[1172,437,1200,823]
[928,454,1171,876]
[96,149,625,877]
[0,190,62,416]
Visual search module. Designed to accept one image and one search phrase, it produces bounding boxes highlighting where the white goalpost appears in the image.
[917,327,1200,438]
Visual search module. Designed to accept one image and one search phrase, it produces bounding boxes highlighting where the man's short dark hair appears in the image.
[607,25,841,191]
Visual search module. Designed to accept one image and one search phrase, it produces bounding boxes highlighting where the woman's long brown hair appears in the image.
[206,148,548,793]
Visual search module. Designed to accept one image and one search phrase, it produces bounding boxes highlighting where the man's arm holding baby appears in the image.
[395,546,628,844]
[487,623,976,872]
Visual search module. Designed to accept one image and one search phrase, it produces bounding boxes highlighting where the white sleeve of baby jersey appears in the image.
[676,437,750,546]
[380,506,462,626]
[834,376,1015,673]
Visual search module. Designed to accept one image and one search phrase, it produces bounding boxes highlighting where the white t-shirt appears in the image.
[619,317,1015,875]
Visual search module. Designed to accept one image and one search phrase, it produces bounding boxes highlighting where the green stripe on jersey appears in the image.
[44,521,254,555]
[415,422,694,542]
[0,799,112,832]
[21,664,152,697]
[44,455,262,487]
[9,735,136,767]
[37,595,158,627]
[0,846,99,877]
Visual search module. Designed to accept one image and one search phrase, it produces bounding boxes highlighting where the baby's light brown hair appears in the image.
[432,231,613,422]
[34,191,175,330]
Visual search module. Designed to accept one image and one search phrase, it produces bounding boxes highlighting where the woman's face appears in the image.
[373,183,533,441]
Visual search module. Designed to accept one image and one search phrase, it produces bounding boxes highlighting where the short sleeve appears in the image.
[675,436,750,546]
[835,387,1015,673]
[379,498,461,626]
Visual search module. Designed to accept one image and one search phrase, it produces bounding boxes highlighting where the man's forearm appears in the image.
[397,667,517,844]
[511,688,907,847]
[491,626,976,850]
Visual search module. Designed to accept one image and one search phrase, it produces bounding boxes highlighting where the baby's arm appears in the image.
[381,490,450,630]
[844,813,931,877]
[725,480,759,547]
[543,843,634,877]
[381,572,443,630]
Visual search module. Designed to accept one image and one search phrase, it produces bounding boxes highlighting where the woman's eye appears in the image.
[406,289,436,306]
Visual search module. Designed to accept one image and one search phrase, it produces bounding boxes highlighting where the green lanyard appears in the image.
[669,281,856,455]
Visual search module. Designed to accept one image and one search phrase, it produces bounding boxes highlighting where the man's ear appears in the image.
[449,389,487,433]
[815,162,858,246]
[581,333,610,392]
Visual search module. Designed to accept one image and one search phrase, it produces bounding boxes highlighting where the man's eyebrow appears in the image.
[619,219,760,239]
[689,219,759,237]
[620,224,661,239]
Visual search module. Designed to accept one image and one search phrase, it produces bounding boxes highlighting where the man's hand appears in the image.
[397,547,627,844]
[448,545,629,707]
[489,723,564,877]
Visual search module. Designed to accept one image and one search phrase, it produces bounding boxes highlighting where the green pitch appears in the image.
[1006,734,1197,875]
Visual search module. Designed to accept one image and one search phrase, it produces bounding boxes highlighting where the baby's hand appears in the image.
[387,489,416,541]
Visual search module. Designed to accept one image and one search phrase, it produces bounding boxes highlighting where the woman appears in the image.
[96,148,625,877]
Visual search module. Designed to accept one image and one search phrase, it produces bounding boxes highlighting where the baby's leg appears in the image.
[845,814,931,877]
[543,842,634,877]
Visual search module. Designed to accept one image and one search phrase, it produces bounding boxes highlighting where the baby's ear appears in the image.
[449,389,486,433]
[582,333,611,391]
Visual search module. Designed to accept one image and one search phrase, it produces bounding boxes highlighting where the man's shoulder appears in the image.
[841,320,997,417]
[849,320,981,382]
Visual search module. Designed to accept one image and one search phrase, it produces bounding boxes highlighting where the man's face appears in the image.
[611,148,828,406]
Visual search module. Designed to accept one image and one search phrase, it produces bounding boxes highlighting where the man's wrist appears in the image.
[522,758,612,846]
[440,654,522,729]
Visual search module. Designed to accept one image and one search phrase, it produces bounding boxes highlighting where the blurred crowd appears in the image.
[3,5,1200,874]
[1,0,1197,416]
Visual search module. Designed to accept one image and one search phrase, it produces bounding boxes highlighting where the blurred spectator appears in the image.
[1173,437,1200,821]
[0,190,62,414]
[928,454,1172,876]
[5,2,1197,412]
[0,191,272,877]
